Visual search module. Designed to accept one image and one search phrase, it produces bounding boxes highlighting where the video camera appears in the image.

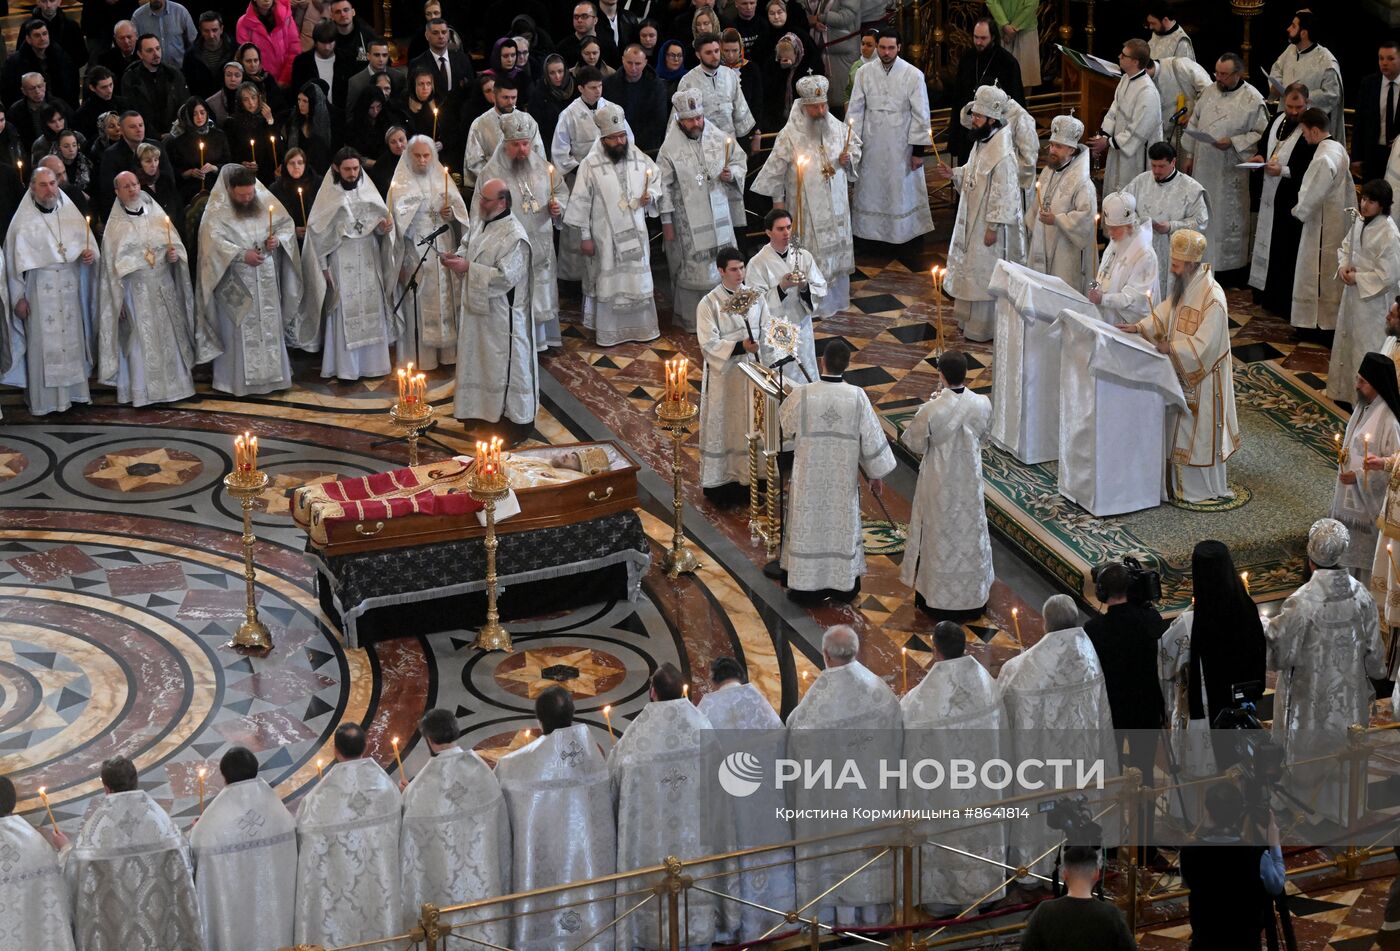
[1091,555,1162,606]
[1040,795,1103,846]
[1213,681,1288,823]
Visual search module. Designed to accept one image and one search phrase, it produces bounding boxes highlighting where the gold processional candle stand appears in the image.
[656,356,701,577]
[224,432,272,653]
[468,438,513,652]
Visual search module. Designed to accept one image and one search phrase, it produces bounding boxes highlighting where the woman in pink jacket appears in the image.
[236,0,300,87]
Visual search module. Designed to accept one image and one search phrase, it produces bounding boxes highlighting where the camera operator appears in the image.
[1020,845,1137,950]
[1178,782,1285,950]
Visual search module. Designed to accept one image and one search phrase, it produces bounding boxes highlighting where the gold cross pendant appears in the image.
[144,247,158,267]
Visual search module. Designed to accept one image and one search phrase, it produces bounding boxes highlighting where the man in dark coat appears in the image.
[1,18,79,107]
[123,33,189,136]
[948,16,1024,163]
[602,43,669,152]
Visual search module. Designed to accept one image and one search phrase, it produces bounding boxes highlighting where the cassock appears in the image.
[1151,57,1210,148]
[3,190,97,415]
[1330,216,1400,401]
[656,97,747,331]
[997,626,1117,877]
[1027,148,1097,294]
[847,56,933,243]
[551,96,631,283]
[562,116,663,347]
[1268,43,1346,145]
[779,374,895,594]
[196,165,310,396]
[96,191,219,406]
[1101,69,1162,193]
[899,386,994,611]
[1180,81,1266,271]
[1334,391,1400,575]
[400,746,511,941]
[389,135,470,370]
[452,208,536,424]
[0,814,76,950]
[1290,137,1354,330]
[65,790,203,951]
[190,777,297,951]
[474,114,569,350]
[900,655,1008,910]
[463,108,544,187]
[751,95,858,316]
[1092,223,1158,325]
[1149,24,1195,61]
[303,168,398,380]
[946,123,1023,342]
[494,724,616,951]
[675,63,758,138]
[1268,565,1385,823]
[294,758,402,948]
[786,661,902,922]
[610,699,731,949]
[747,242,823,382]
[695,683,794,943]
[696,282,771,488]
[1133,259,1240,502]
[1248,114,1311,315]
[1123,168,1209,300]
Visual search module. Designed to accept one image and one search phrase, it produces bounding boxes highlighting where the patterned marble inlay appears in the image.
[83,447,203,491]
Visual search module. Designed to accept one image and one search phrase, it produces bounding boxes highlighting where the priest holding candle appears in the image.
[0,776,77,950]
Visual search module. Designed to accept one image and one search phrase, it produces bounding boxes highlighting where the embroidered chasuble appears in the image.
[463,108,544,187]
[696,282,772,488]
[945,124,1023,341]
[0,814,76,950]
[551,96,632,283]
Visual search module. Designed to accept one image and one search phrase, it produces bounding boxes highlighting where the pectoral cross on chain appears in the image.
[144,247,158,267]
[352,218,366,234]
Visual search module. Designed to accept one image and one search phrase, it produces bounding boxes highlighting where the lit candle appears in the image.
[900,646,907,694]
[198,139,205,167]
[196,767,206,814]
[844,118,853,152]
[37,786,57,830]
[391,736,405,776]
[603,704,616,739]
[297,186,306,224]
[268,206,274,239]
[547,162,556,195]
[397,368,407,405]
[415,372,426,405]
[682,683,689,700]
[724,136,732,164]
[1011,607,1023,644]
[432,105,439,141]
[316,758,325,780]
[269,135,277,167]
[84,215,91,251]
[15,159,21,181]
[1240,571,1251,595]
[1335,432,1344,467]
[164,214,172,246]
[248,434,257,471]
[793,155,807,237]
[249,138,256,162]
[234,433,245,473]
[443,165,450,203]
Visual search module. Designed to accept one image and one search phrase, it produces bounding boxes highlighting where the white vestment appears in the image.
[1267,569,1386,823]
[899,387,994,610]
[696,682,794,942]
[1333,397,1400,573]
[1151,56,1210,141]
[1149,25,1194,61]
[1372,446,1400,672]
[997,628,1118,876]
[657,117,746,330]
[1290,138,1354,330]
[610,699,732,949]
[1027,148,1097,294]
[1330,216,1400,401]
[463,108,544,187]
[294,758,402,947]
[1387,135,1400,231]
[1092,225,1159,325]
[190,778,297,951]
[1268,43,1346,145]
[780,377,896,592]
[848,56,933,243]
[196,166,310,395]
[4,192,97,415]
[1002,98,1041,222]
[900,656,1007,909]
[563,141,663,346]
[494,724,616,951]
[1134,267,1240,502]
[786,661,902,921]
[1101,70,1162,193]
[65,790,203,951]
[389,139,470,370]
[400,747,511,940]
[1180,82,1266,271]
[0,815,76,951]
[751,105,859,315]
[946,124,1024,341]
[696,283,773,487]
[1248,115,1305,294]
[747,242,823,382]
[676,63,757,137]
[303,170,398,380]
[452,211,536,423]
[551,97,632,283]
[1158,609,1231,801]
[474,139,569,349]
[97,193,218,406]
[1123,169,1209,299]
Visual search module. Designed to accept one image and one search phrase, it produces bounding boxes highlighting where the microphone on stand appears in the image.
[417,222,452,246]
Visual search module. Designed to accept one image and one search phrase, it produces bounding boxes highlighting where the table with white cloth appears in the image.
[990,260,1102,464]
[1054,310,1187,516]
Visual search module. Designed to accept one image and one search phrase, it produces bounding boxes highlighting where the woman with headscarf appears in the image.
[205,62,245,126]
[485,37,532,109]
[370,125,408,196]
[136,142,188,242]
[164,97,229,202]
[236,0,300,88]
[1159,540,1267,789]
[281,81,334,178]
[528,54,574,158]
[655,39,686,97]
[760,32,806,133]
[235,43,287,117]
[571,36,614,81]
[270,147,320,240]
[402,66,443,148]
[30,104,81,168]
[89,111,123,165]
[509,14,552,82]
[223,81,280,184]
[346,88,396,166]
[54,131,92,198]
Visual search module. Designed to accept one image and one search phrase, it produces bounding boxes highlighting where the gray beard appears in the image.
[232,197,262,219]
[32,195,55,211]
[410,165,429,179]
[510,155,530,174]
[683,126,701,140]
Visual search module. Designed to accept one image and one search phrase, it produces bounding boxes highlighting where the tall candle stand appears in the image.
[656,356,700,578]
[390,366,434,466]
[468,441,513,652]
[224,433,272,653]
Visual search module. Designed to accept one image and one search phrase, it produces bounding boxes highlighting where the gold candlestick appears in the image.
[223,438,272,654]
[931,266,946,356]
[793,155,807,239]
[656,358,701,577]
[389,397,435,467]
[900,646,908,694]
[469,441,513,652]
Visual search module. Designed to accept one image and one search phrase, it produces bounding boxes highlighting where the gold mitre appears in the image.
[1169,229,1207,262]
